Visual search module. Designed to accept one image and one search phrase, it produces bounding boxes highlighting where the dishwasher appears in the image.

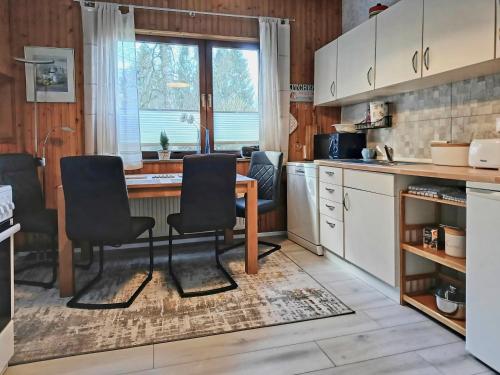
[287,162,323,255]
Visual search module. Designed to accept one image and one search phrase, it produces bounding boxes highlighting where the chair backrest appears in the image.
[0,153,44,214]
[60,156,132,243]
[180,154,237,233]
[247,151,283,203]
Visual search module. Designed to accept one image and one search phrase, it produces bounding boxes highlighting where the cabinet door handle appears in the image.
[201,93,206,108]
[367,67,373,86]
[424,47,430,70]
[325,187,335,193]
[325,171,335,176]
[207,93,213,108]
[326,221,336,228]
[343,192,350,212]
[325,204,335,211]
[412,51,418,73]
[330,80,336,97]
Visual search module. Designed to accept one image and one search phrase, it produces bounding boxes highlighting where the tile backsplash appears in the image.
[341,74,500,161]
[341,0,500,161]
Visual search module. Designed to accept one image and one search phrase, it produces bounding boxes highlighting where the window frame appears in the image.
[135,34,259,157]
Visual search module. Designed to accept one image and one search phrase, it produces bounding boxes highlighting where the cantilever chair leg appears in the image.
[168,227,238,298]
[67,229,154,310]
[219,238,281,259]
[14,235,58,289]
[75,242,94,270]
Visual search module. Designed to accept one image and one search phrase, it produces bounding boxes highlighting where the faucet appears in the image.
[384,145,394,162]
[376,145,394,161]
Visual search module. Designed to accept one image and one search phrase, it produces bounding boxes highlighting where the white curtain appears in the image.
[258,17,290,162]
[81,2,142,170]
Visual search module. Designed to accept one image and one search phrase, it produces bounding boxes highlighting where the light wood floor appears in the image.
[6,238,496,375]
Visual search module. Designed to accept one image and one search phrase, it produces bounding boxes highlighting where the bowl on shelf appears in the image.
[333,123,357,133]
[434,283,466,320]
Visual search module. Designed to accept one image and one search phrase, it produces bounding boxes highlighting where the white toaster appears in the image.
[469,139,500,169]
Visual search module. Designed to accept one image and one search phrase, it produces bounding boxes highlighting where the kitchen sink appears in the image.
[332,159,420,166]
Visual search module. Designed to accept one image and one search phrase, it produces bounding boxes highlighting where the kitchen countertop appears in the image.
[315,159,500,184]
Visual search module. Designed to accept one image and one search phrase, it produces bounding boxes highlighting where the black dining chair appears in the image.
[60,155,155,309]
[0,153,58,289]
[167,154,238,298]
[224,151,284,259]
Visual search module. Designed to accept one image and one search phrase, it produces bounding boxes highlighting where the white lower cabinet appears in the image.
[320,214,344,257]
[343,187,397,286]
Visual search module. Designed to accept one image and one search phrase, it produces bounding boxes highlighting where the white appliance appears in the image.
[466,181,500,372]
[0,186,19,374]
[469,139,500,169]
[287,162,322,255]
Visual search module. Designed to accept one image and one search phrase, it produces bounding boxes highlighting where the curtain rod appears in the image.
[75,0,295,23]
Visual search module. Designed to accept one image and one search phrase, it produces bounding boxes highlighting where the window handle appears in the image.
[201,94,206,108]
[208,93,213,109]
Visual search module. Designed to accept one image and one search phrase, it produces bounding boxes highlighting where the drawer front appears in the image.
[344,169,394,196]
[319,181,343,202]
[319,166,343,185]
[319,198,343,221]
[320,215,344,257]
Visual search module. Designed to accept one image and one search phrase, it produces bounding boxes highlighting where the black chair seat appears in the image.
[15,209,58,235]
[235,197,276,217]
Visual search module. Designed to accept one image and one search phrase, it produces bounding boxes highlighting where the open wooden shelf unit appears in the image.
[399,190,467,336]
[403,294,466,336]
[401,243,466,273]
[400,192,466,208]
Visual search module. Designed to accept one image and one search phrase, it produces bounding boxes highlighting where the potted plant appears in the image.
[158,130,171,160]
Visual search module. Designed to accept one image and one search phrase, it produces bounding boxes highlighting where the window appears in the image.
[135,37,259,154]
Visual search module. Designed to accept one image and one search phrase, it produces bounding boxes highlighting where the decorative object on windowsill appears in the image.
[21,47,76,103]
[158,130,171,160]
[180,113,210,154]
[369,3,388,18]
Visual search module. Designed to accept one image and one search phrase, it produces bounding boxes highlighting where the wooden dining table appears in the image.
[56,173,259,298]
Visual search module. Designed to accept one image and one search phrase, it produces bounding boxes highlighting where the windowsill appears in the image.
[142,158,251,163]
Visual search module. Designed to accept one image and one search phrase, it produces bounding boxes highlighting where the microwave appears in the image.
[314,133,367,160]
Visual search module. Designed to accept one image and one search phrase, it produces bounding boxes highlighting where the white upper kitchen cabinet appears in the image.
[337,17,376,99]
[422,0,495,78]
[375,0,423,89]
[314,40,338,106]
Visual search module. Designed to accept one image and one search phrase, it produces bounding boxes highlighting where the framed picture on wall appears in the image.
[24,46,76,103]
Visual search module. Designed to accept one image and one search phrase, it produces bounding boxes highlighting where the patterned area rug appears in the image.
[12,240,353,364]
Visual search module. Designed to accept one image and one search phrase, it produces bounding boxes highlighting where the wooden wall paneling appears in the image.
[3,0,342,231]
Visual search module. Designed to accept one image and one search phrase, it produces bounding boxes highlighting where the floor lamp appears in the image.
[13,57,54,158]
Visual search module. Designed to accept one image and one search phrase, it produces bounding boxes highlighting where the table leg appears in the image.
[224,228,234,245]
[245,180,258,274]
[57,186,74,297]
